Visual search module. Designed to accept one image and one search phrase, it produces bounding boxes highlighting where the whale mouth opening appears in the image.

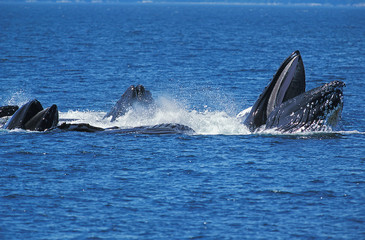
[23,104,59,131]
[244,50,306,131]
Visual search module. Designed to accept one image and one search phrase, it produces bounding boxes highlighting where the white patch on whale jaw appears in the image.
[324,100,344,129]
[318,89,344,131]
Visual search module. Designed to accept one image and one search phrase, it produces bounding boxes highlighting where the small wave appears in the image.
[298,190,337,198]
[256,128,365,138]
[334,130,365,135]
[255,189,294,195]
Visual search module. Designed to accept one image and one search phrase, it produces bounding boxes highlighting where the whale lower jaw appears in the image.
[280,102,344,133]
[265,81,344,133]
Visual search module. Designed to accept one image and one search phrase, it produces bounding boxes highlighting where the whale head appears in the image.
[265,81,345,132]
[4,99,43,130]
[24,104,59,131]
[134,85,152,102]
[104,84,154,122]
[244,50,306,131]
[4,99,59,131]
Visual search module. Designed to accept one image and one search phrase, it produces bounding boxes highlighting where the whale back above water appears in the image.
[58,122,195,135]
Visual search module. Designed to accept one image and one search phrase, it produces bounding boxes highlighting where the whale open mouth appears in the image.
[24,104,59,131]
[4,99,59,131]
[244,50,306,131]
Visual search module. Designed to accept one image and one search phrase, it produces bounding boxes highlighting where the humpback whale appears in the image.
[4,99,59,131]
[104,84,154,122]
[243,50,344,132]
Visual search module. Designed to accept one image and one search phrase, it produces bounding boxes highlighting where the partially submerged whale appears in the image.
[104,84,154,122]
[58,122,194,134]
[4,99,59,131]
[243,50,344,133]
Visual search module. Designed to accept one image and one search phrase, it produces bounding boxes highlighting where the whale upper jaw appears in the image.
[265,81,345,133]
[244,50,306,131]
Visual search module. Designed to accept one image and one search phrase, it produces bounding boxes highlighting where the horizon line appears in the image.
[0,0,363,8]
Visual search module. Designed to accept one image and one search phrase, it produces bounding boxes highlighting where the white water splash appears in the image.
[59,97,251,135]
[1,90,31,106]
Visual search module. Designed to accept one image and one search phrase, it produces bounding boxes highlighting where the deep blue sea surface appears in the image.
[1,3,364,239]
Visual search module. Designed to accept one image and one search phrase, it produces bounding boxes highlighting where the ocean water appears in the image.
[1,2,364,239]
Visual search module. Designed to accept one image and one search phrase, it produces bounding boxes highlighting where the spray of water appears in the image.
[59,96,251,135]
[1,90,31,106]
